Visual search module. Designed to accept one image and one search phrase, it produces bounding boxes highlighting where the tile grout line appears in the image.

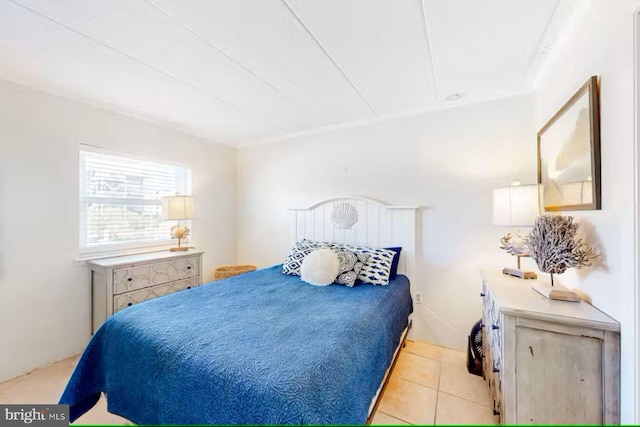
[403,350,443,362]
[433,354,443,425]
[437,349,494,409]
[379,342,495,425]
[437,389,493,409]
[402,345,491,423]
[377,410,414,425]
[394,373,439,392]
[395,349,444,394]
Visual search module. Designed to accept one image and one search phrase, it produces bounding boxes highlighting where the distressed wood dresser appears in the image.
[480,270,620,424]
[89,250,204,333]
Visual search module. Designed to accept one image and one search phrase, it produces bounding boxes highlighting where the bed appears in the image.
[60,197,417,424]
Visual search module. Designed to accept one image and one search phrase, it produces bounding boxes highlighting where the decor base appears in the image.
[502,267,537,280]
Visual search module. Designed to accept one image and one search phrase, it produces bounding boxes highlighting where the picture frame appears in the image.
[537,76,601,211]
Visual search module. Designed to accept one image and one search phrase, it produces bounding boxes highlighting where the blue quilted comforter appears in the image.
[60,265,413,425]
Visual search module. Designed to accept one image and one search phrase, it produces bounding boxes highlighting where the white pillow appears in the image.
[300,248,340,286]
[282,240,333,276]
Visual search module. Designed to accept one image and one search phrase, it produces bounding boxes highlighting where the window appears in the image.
[79,147,191,256]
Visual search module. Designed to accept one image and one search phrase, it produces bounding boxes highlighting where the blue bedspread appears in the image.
[60,265,413,425]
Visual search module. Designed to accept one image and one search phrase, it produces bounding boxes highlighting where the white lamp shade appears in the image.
[161,195,194,220]
[492,185,539,227]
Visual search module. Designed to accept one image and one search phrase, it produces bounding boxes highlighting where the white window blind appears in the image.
[79,147,191,256]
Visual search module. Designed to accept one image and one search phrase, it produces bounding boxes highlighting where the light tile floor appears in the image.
[372,341,496,425]
[0,340,496,425]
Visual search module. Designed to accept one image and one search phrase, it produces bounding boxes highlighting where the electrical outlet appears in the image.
[415,292,422,304]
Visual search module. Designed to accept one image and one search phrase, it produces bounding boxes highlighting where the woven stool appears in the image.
[214,264,257,280]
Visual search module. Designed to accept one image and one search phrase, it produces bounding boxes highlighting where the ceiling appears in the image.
[0,0,577,146]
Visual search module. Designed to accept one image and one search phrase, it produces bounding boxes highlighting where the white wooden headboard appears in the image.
[288,196,418,282]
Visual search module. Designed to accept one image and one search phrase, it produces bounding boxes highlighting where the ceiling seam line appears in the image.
[6,0,241,112]
[144,0,295,103]
[280,0,377,116]
[243,88,533,147]
[419,0,441,101]
[522,0,562,89]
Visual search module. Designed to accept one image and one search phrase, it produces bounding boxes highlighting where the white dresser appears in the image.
[481,271,620,425]
[89,250,204,333]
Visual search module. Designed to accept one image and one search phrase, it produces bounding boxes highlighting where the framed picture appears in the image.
[537,76,601,211]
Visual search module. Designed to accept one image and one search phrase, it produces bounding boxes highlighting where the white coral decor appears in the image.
[525,215,596,275]
[300,248,340,286]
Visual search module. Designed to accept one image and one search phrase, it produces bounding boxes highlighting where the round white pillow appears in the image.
[300,248,340,286]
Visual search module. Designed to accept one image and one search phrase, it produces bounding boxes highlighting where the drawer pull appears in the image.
[480,292,486,297]
[127,303,132,307]
[187,286,191,289]
[127,278,132,282]
[493,409,500,416]
[187,266,192,269]
[492,324,500,330]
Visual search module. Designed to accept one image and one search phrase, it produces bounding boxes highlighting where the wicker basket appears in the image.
[214,264,257,280]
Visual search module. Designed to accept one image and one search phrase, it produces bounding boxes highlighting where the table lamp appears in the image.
[492,182,540,279]
[161,194,194,252]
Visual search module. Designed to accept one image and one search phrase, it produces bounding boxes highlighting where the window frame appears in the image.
[78,145,192,259]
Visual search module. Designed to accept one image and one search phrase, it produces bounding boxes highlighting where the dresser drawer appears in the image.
[113,256,199,294]
[90,250,204,334]
[113,276,199,312]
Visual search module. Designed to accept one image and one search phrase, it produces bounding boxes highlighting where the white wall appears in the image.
[533,0,639,422]
[0,80,237,382]
[237,94,536,350]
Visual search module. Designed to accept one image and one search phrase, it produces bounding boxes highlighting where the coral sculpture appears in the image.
[525,215,596,284]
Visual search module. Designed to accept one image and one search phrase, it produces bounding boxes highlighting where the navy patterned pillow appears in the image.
[286,240,396,285]
[334,250,370,287]
[282,240,332,276]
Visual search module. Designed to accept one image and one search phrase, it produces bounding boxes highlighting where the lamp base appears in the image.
[502,267,537,280]
[169,247,189,252]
